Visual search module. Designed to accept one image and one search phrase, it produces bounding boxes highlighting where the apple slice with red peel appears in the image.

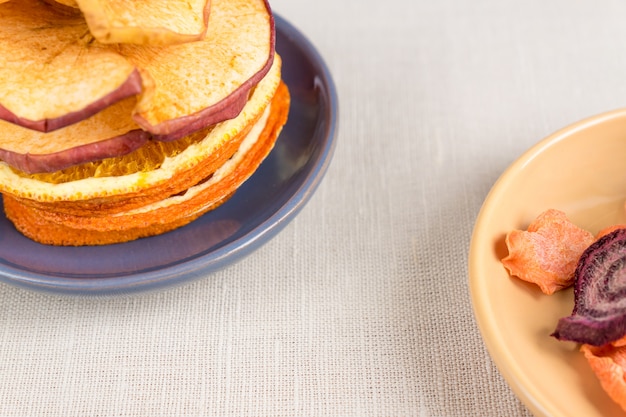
[0,97,149,174]
[0,0,142,132]
[75,0,211,46]
[121,0,275,141]
[0,0,275,172]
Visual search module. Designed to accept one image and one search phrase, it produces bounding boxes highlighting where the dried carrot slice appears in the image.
[596,224,626,240]
[612,335,626,348]
[501,209,594,295]
[581,338,626,412]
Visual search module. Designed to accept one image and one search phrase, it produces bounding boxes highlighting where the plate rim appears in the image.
[0,13,339,296]
[468,107,626,417]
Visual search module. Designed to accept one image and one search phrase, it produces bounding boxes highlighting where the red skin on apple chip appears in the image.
[148,79,259,142]
[0,0,142,132]
[0,97,149,174]
[0,130,149,174]
[122,0,275,139]
[0,0,276,172]
[0,70,143,134]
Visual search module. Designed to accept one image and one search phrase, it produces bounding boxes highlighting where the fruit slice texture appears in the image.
[552,228,626,346]
[3,81,290,246]
[43,0,79,9]
[0,55,283,206]
[123,0,275,139]
[0,97,147,173]
[0,0,274,169]
[76,0,211,45]
[0,0,142,132]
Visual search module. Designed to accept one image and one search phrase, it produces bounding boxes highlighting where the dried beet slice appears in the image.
[552,228,626,346]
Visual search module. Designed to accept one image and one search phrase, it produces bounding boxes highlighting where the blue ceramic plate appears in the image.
[0,15,338,296]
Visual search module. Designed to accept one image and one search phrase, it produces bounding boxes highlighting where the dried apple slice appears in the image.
[121,0,275,141]
[0,55,283,205]
[42,0,79,9]
[76,0,211,45]
[0,0,142,132]
[3,81,290,245]
[0,61,289,246]
[54,0,78,6]
[0,97,149,174]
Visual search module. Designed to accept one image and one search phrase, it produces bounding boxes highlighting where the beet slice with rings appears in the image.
[552,228,626,346]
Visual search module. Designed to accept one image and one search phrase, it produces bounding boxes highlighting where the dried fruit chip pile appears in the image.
[0,0,291,245]
[501,208,626,412]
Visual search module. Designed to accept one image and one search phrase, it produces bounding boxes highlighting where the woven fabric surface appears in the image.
[3,0,626,415]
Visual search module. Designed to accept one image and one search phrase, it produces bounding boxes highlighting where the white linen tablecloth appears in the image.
[3,0,626,415]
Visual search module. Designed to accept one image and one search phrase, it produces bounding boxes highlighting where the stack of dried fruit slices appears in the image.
[0,0,290,246]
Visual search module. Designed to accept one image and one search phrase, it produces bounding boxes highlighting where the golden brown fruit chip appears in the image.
[0,97,148,174]
[0,0,141,132]
[501,209,595,295]
[42,0,79,8]
[54,0,78,6]
[76,0,211,45]
[0,55,283,204]
[3,81,290,246]
[121,0,275,139]
[20,125,219,184]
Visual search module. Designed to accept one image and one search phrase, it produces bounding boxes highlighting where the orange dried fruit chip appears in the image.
[596,224,626,240]
[501,209,595,295]
[76,0,210,45]
[581,339,626,412]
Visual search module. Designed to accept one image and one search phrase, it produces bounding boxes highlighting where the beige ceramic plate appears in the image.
[469,108,626,417]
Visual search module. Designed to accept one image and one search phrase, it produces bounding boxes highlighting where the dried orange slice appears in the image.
[501,209,595,294]
[3,81,290,245]
[0,55,282,206]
